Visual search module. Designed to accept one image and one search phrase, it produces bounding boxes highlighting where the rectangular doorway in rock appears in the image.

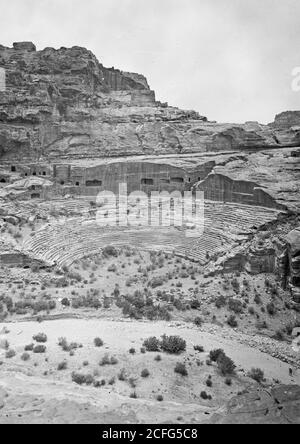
[86,180,102,187]
[141,178,154,185]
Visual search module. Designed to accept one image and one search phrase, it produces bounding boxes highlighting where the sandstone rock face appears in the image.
[0,42,299,163]
[286,228,300,301]
[271,111,300,129]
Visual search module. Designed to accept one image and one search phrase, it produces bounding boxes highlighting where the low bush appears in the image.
[194,317,203,327]
[267,302,276,316]
[227,315,238,328]
[174,362,188,377]
[206,379,213,388]
[33,333,47,343]
[94,337,104,347]
[24,343,34,352]
[5,349,16,359]
[21,352,30,362]
[200,391,212,400]
[72,372,95,386]
[61,298,70,307]
[228,298,244,314]
[209,349,226,362]
[57,361,68,371]
[217,354,236,376]
[160,335,186,354]
[33,345,46,354]
[103,246,118,258]
[215,295,227,309]
[248,368,265,383]
[141,369,150,378]
[143,337,161,352]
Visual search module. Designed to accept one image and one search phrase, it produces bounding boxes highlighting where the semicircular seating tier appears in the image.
[22,200,285,268]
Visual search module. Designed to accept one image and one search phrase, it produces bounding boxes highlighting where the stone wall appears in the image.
[52,161,210,195]
[197,173,282,209]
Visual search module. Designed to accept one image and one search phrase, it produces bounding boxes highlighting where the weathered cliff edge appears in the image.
[0,42,300,161]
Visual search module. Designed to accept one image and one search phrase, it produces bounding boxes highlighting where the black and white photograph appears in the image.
[0,0,300,427]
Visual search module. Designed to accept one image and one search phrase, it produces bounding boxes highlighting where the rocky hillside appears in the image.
[0,42,300,161]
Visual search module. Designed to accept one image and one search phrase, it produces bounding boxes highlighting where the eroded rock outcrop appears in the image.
[0,42,299,162]
[286,228,300,302]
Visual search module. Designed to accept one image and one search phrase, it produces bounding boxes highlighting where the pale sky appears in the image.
[0,0,299,123]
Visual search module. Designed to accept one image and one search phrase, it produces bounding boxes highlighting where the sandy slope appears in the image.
[0,318,299,423]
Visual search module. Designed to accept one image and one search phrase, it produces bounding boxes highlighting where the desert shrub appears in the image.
[160,335,186,354]
[156,395,164,402]
[129,348,136,355]
[248,368,265,383]
[209,349,226,362]
[174,362,188,376]
[254,294,262,305]
[217,354,236,376]
[24,343,34,351]
[267,302,276,316]
[72,372,95,386]
[231,278,240,293]
[99,354,111,366]
[200,391,212,400]
[61,298,70,307]
[194,317,203,327]
[149,277,164,289]
[118,369,127,381]
[5,349,16,359]
[130,392,138,399]
[215,295,227,309]
[94,337,104,347]
[21,352,30,362]
[72,295,102,310]
[225,378,232,386]
[206,378,213,388]
[143,337,161,352]
[273,330,285,341]
[227,315,238,328]
[141,369,150,378]
[200,392,212,401]
[99,354,118,366]
[155,355,162,362]
[248,306,255,315]
[57,361,68,371]
[103,246,118,258]
[108,264,117,273]
[33,333,47,343]
[228,298,243,314]
[58,337,80,352]
[190,299,201,310]
[140,347,146,354]
[33,345,46,354]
